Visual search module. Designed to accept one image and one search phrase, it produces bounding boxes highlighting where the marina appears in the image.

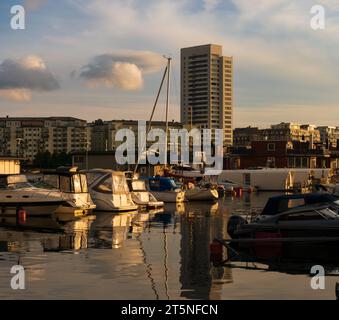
[2,193,339,300]
[1,0,339,305]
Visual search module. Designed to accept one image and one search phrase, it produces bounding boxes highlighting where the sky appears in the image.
[0,0,339,127]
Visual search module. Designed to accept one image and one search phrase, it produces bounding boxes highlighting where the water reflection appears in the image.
[0,215,96,253]
[179,201,230,300]
[1,193,339,299]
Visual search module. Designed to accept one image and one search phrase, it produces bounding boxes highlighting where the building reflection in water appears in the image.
[179,201,233,300]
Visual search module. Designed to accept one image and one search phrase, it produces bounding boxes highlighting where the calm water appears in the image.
[1,192,339,300]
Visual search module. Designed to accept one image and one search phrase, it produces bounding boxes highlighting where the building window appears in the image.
[267,143,276,151]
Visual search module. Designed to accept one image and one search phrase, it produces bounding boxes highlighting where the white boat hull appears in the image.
[0,188,64,216]
[0,202,63,216]
[131,191,164,209]
[90,193,138,212]
[185,188,219,201]
[150,190,186,203]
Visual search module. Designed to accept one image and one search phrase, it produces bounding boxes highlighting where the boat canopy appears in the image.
[42,173,88,194]
[262,204,339,223]
[261,193,339,216]
[93,174,130,194]
[142,177,179,192]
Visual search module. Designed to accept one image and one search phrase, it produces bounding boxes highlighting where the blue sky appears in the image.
[1,0,339,126]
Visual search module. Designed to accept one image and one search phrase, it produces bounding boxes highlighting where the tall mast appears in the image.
[164,56,172,166]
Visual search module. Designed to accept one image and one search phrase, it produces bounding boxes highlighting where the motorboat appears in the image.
[36,167,96,216]
[84,169,138,212]
[125,173,164,210]
[185,186,219,201]
[217,179,255,193]
[164,165,204,180]
[0,174,64,217]
[141,176,186,203]
[227,193,339,240]
[254,193,339,221]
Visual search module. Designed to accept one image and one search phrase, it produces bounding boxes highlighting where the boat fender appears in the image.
[16,208,27,225]
[210,240,223,264]
[227,215,247,239]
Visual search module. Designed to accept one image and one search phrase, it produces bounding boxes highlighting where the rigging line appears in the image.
[171,63,180,116]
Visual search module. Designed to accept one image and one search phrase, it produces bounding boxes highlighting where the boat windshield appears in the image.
[4,182,34,190]
[169,179,178,188]
[0,175,34,190]
[275,206,339,222]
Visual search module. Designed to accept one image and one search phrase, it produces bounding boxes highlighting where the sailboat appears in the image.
[135,56,186,203]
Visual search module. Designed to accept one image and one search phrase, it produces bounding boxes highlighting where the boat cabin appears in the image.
[41,167,88,194]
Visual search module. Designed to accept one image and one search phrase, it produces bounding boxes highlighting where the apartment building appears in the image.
[90,119,183,152]
[317,126,339,149]
[181,44,233,145]
[0,117,89,161]
[233,123,321,147]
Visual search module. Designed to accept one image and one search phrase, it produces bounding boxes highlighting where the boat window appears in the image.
[60,176,72,192]
[132,180,146,191]
[112,175,129,193]
[277,199,305,213]
[43,175,59,189]
[288,199,305,208]
[80,174,88,193]
[72,174,82,193]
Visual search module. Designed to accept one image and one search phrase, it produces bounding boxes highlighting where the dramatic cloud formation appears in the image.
[0,55,60,101]
[78,51,164,91]
[2,0,339,124]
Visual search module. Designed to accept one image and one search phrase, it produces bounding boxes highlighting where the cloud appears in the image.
[78,51,164,91]
[0,55,60,101]
[203,0,221,11]
[0,89,32,102]
[24,0,48,11]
